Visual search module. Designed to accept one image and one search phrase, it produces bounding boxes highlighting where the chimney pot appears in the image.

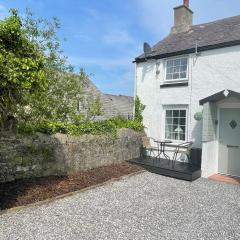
[184,0,189,8]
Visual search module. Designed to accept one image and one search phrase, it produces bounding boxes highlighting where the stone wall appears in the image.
[0,129,144,183]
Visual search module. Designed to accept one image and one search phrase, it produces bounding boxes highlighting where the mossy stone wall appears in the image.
[0,129,144,183]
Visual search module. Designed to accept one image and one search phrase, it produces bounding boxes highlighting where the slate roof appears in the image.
[81,79,134,121]
[104,94,134,119]
[136,15,240,62]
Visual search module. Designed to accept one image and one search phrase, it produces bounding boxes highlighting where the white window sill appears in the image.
[164,79,188,84]
[160,81,188,88]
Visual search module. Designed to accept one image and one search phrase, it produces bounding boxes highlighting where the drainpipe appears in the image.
[133,62,137,119]
[189,56,193,142]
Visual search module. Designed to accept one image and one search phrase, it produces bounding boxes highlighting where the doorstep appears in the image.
[209,174,240,185]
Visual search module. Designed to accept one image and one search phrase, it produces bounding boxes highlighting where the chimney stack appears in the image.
[184,0,189,8]
[171,0,193,34]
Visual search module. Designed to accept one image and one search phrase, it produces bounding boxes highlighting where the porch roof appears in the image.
[199,89,240,105]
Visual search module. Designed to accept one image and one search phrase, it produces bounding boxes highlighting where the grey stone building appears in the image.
[80,77,134,121]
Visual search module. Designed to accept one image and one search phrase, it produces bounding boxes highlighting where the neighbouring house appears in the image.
[80,77,134,120]
[134,0,240,178]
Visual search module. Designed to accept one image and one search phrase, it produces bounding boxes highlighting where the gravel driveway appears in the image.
[0,172,240,240]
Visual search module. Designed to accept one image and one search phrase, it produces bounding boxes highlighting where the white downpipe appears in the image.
[133,62,137,118]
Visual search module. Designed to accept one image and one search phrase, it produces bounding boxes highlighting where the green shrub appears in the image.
[134,96,145,123]
[18,116,144,137]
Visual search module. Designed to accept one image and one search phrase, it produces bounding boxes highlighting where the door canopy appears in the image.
[199,90,240,106]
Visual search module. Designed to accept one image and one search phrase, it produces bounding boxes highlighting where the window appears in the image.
[165,57,188,81]
[165,109,187,141]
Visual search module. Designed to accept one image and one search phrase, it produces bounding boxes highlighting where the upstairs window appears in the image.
[165,57,188,81]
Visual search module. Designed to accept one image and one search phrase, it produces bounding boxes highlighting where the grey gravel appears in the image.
[0,172,240,240]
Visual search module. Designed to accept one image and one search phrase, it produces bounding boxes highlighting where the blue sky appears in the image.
[1,0,240,96]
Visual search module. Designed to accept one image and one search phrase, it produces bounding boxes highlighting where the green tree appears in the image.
[134,96,145,123]
[20,10,102,124]
[0,9,103,130]
[0,9,46,131]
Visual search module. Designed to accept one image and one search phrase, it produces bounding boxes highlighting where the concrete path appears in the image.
[0,172,240,240]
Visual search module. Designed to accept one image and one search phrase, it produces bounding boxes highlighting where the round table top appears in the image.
[154,140,172,144]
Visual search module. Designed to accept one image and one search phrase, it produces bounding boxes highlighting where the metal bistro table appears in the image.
[154,140,172,161]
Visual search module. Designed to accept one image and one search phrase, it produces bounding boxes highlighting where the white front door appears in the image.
[219,108,240,177]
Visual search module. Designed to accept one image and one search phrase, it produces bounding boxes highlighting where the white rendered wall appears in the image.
[201,141,218,178]
[135,45,240,149]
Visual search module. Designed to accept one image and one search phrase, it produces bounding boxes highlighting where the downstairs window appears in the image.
[165,109,187,141]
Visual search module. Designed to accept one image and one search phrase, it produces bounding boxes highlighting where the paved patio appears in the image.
[0,172,239,240]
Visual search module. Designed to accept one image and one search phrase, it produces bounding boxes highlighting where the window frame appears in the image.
[163,107,188,143]
[164,56,189,83]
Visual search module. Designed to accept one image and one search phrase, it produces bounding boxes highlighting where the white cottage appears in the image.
[134,0,240,178]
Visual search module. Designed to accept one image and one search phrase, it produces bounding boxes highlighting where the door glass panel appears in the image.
[229,120,237,129]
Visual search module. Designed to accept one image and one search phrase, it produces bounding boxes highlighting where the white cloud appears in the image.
[68,54,135,95]
[118,70,134,85]
[68,55,132,69]
[94,68,134,96]
[68,55,135,95]
[0,4,9,19]
[86,8,102,20]
[103,29,136,46]
[134,0,177,37]
[73,32,93,42]
[26,0,44,9]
